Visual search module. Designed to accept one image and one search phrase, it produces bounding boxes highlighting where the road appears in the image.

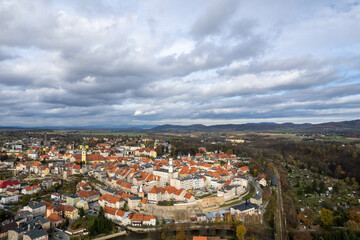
[274,167,287,240]
[50,229,70,240]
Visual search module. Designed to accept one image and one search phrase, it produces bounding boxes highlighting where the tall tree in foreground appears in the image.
[236,224,246,240]
[320,208,333,228]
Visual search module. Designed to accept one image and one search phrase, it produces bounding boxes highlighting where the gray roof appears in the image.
[232,202,258,212]
[129,196,142,200]
[272,176,278,186]
[28,202,46,209]
[251,194,262,200]
[25,229,48,239]
[28,216,50,225]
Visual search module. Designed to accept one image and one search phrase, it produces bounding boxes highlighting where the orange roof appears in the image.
[77,190,99,198]
[189,167,197,175]
[33,161,42,167]
[104,206,117,215]
[174,188,184,196]
[120,192,133,199]
[240,166,249,171]
[184,193,193,200]
[99,194,121,204]
[42,201,53,209]
[179,166,190,175]
[116,209,125,217]
[132,213,144,222]
[143,215,156,221]
[141,198,147,204]
[47,213,63,222]
[54,205,77,213]
[25,184,40,191]
[121,182,133,189]
[193,237,208,240]
[164,185,177,194]
[148,186,164,194]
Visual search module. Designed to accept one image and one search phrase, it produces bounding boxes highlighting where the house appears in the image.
[76,200,89,210]
[39,167,50,177]
[256,174,267,187]
[148,186,164,203]
[0,221,18,240]
[127,196,142,210]
[64,228,87,236]
[131,213,144,226]
[250,194,262,205]
[22,202,46,217]
[142,215,156,226]
[76,182,92,191]
[23,229,48,240]
[184,193,195,203]
[239,166,249,174]
[46,213,64,229]
[1,194,19,204]
[65,194,80,206]
[230,202,259,216]
[53,205,79,220]
[50,193,61,201]
[0,180,21,192]
[196,214,207,222]
[134,149,157,158]
[6,188,19,196]
[22,185,41,195]
[98,194,124,209]
[77,190,100,202]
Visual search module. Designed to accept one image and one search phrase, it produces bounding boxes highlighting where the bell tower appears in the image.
[81,140,87,164]
[169,158,173,173]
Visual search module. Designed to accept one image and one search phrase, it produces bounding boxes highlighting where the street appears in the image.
[50,229,70,240]
[274,167,287,240]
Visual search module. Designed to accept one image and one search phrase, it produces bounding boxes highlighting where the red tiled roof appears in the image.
[184,193,193,200]
[143,215,156,221]
[99,194,121,204]
[47,213,63,222]
[104,206,117,215]
[132,213,144,222]
[77,190,99,198]
[24,184,40,191]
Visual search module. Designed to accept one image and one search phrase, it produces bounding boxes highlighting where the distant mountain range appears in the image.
[1,119,360,134]
[146,119,360,133]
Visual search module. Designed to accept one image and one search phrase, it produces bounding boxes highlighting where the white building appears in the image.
[0,195,19,204]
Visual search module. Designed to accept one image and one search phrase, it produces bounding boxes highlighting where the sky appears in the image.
[1,0,360,127]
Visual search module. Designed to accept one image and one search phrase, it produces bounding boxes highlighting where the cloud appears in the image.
[190,0,240,38]
[0,0,359,127]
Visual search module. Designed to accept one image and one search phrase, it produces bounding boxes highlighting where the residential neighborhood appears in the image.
[0,133,268,239]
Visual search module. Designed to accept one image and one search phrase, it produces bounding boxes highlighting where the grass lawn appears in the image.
[196,193,214,199]
[242,183,256,201]
[71,215,96,230]
[220,199,243,208]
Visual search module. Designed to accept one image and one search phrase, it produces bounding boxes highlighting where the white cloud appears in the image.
[0,0,359,126]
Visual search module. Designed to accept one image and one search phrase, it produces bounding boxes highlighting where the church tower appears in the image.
[81,140,87,164]
[169,158,173,173]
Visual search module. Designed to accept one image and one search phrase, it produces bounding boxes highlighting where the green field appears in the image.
[78,132,146,137]
[320,135,355,143]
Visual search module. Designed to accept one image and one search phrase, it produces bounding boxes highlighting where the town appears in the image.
[1,130,359,240]
[0,131,273,240]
